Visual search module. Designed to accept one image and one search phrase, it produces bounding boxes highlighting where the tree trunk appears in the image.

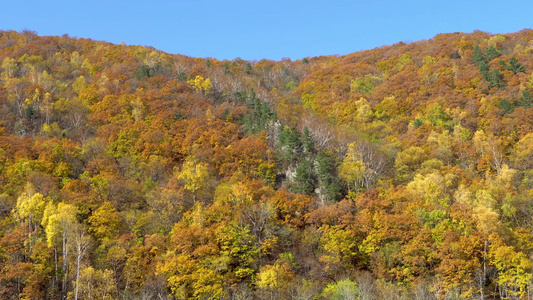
[62,230,68,299]
[74,244,81,300]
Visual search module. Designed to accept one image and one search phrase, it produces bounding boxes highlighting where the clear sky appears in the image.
[1,0,532,61]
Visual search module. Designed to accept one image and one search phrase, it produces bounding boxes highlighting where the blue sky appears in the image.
[1,0,532,61]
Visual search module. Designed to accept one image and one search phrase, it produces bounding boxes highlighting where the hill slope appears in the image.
[1,29,533,299]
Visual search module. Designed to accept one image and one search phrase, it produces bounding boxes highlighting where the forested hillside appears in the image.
[1,29,533,299]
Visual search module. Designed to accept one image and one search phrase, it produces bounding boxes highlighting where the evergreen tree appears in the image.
[242,89,275,135]
[499,98,515,115]
[224,61,230,74]
[488,69,505,89]
[278,127,302,164]
[478,61,490,81]
[485,45,501,60]
[518,90,533,108]
[413,118,423,129]
[279,127,301,150]
[234,90,247,102]
[508,56,525,74]
[291,159,315,195]
[301,127,315,154]
[316,151,342,201]
[472,44,485,66]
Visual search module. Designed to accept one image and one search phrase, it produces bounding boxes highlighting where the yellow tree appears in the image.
[513,133,533,169]
[256,262,294,299]
[88,202,121,243]
[394,146,427,183]
[187,75,212,94]
[14,183,46,232]
[73,266,117,300]
[339,143,365,193]
[489,234,532,299]
[320,225,361,272]
[41,202,78,298]
[178,156,210,203]
[339,141,386,192]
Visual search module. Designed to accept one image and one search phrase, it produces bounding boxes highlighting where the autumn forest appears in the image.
[1,29,533,299]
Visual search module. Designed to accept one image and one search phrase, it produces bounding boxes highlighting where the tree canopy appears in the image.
[1,28,533,299]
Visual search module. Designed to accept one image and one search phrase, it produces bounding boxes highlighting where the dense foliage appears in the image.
[1,29,533,299]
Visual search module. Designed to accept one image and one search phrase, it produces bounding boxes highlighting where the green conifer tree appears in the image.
[486,45,501,60]
[472,45,485,66]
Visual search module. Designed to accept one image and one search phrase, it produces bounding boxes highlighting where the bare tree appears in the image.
[68,223,92,300]
[356,141,388,190]
[300,114,336,149]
